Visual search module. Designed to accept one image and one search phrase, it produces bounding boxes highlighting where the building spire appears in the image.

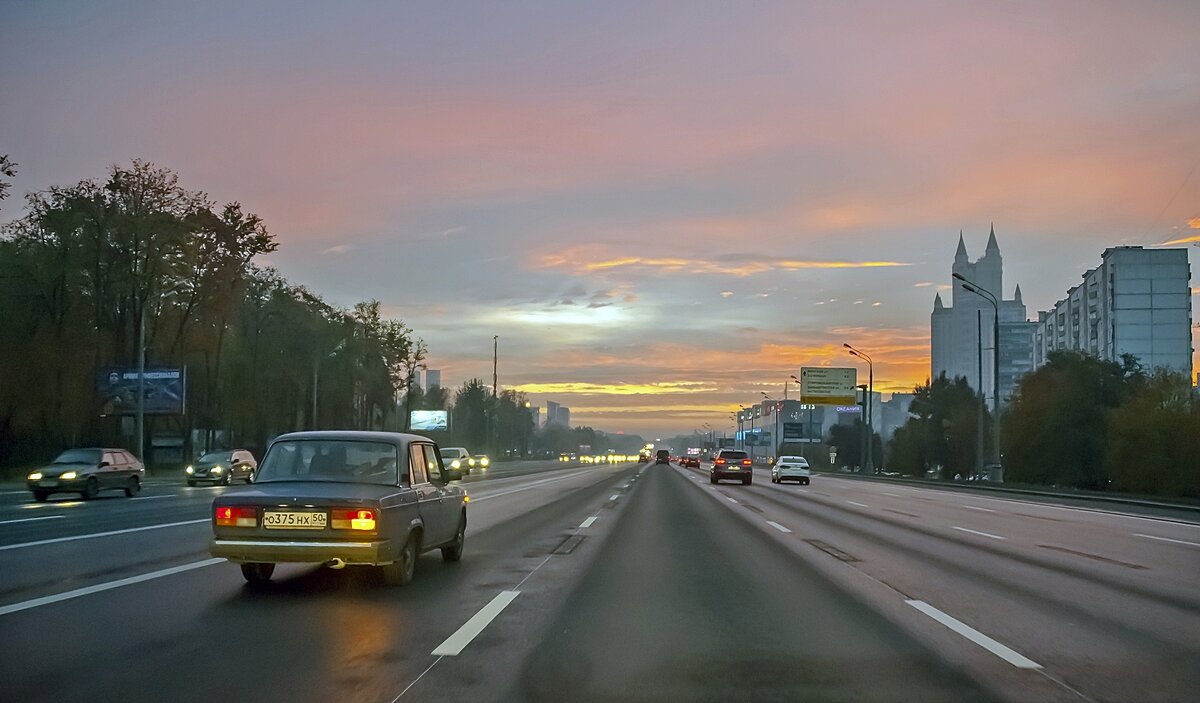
[955,230,968,261]
[933,292,945,310]
[986,223,999,253]
[1014,284,1023,303]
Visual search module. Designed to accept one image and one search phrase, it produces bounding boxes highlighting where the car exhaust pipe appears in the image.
[326,558,347,570]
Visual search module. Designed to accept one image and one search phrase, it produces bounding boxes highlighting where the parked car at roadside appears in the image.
[187,449,258,486]
[210,430,468,586]
[27,447,145,501]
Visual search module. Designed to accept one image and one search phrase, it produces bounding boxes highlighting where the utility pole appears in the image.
[954,273,1002,475]
[845,345,875,473]
[136,303,146,462]
[492,335,499,398]
[856,384,868,473]
[976,310,985,479]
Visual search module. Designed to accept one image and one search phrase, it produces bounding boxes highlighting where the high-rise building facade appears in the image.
[1034,246,1192,375]
[424,369,442,390]
[545,401,559,428]
[930,227,1035,405]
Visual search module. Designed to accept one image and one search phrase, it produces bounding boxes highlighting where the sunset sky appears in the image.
[2,1,1198,436]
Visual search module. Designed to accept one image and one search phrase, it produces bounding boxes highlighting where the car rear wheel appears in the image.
[442,513,466,562]
[81,477,99,500]
[382,531,419,586]
[241,562,275,584]
[709,475,717,484]
[124,476,140,497]
[32,490,48,502]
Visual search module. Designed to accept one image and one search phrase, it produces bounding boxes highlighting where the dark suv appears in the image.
[655,449,670,464]
[710,449,753,485]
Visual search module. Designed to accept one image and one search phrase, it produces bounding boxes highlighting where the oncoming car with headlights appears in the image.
[186,449,257,486]
[209,431,468,586]
[439,446,474,474]
[27,447,145,501]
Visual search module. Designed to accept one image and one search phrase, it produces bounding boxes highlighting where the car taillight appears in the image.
[742,459,752,466]
[215,506,257,527]
[715,459,726,465]
[331,508,376,531]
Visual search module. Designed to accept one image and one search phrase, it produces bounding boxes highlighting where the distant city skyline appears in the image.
[2,1,1197,436]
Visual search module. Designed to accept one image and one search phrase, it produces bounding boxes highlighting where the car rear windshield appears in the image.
[720,451,748,460]
[255,440,399,485]
[53,449,101,464]
[780,456,808,464]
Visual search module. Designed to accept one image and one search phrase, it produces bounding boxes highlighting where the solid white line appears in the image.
[431,590,520,656]
[0,558,224,617]
[130,494,177,501]
[952,526,1005,540]
[766,521,792,533]
[847,500,870,508]
[727,497,738,504]
[390,656,443,701]
[906,600,1041,669]
[609,494,620,501]
[0,515,64,525]
[578,516,597,529]
[882,492,902,497]
[961,505,996,513]
[1134,533,1200,548]
[0,518,209,551]
[0,490,33,496]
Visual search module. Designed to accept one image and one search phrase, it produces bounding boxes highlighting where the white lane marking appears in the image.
[578,516,597,529]
[766,521,792,533]
[609,494,620,501]
[0,490,34,496]
[882,492,902,497]
[469,468,606,503]
[390,657,443,701]
[961,505,996,513]
[0,558,224,617]
[727,497,739,504]
[431,590,521,656]
[1135,533,1200,548]
[847,501,870,508]
[130,494,177,501]
[0,518,209,551]
[0,515,64,525]
[906,600,1041,669]
[952,526,1005,540]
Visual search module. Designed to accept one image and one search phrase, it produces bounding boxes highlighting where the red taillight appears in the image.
[331,508,376,531]
[215,506,257,527]
[742,459,752,466]
[715,458,726,465]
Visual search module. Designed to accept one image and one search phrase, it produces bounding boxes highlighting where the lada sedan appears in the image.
[210,431,467,586]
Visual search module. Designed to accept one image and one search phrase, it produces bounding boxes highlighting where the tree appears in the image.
[451,379,489,450]
[1002,351,1132,489]
[1106,370,1199,497]
[0,155,16,208]
[886,375,985,479]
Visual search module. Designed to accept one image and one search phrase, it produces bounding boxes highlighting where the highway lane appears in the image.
[675,463,1200,703]
[0,461,642,703]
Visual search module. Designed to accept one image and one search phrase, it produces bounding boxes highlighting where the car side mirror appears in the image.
[99,461,110,467]
[445,468,463,482]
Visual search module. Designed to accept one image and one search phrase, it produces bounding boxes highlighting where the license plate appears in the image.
[263,511,327,529]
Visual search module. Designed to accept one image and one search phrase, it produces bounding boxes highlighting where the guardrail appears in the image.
[811,469,1200,513]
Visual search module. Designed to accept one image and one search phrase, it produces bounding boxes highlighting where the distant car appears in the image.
[186,449,258,486]
[26,447,145,501]
[439,446,473,474]
[681,455,700,468]
[210,431,468,586]
[771,455,811,485]
[637,451,650,463]
[655,449,670,464]
[710,449,753,485]
[468,453,491,471]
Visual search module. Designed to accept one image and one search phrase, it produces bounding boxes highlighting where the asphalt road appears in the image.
[1,459,1196,702]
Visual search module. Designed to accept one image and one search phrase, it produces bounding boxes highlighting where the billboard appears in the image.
[410,410,448,431]
[800,367,858,406]
[98,368,186,415]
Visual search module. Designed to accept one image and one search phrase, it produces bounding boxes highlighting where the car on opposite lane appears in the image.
[709,449,753,485]
[210,431,467,586]
[440,446,474,474]
[26,447,145,501]
[469,452,491,471]
[186,448,258,486]
[771,455,811,485]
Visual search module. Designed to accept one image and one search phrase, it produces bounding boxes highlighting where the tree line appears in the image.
[885,351,1199,498]
[0,160,423,469]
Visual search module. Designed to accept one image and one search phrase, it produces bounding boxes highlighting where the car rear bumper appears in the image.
[210,538,392,565]
[712,471,750,481]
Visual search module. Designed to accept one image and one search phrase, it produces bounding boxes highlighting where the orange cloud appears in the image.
[537,249,910,276]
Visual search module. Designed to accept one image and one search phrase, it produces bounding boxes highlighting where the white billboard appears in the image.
[410,410,448,431]
[799,367,858,406]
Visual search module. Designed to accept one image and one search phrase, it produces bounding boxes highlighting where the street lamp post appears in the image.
[953,273,1001,474]
[844,344,874,473]
[856,383,868,472]
[737,406,746,450]
[790,374,813,446]
[763,392,780,461]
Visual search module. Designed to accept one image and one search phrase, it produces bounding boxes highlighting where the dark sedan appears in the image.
[26,447,145,501]
[209,431,468,586]
[186,449,257,486]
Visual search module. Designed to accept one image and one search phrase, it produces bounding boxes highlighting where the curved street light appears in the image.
[953,272,1001,475]
[843,344,875,473]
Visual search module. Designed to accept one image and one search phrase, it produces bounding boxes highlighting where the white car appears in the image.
[771,456,811,485]
[439,447,473,474]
